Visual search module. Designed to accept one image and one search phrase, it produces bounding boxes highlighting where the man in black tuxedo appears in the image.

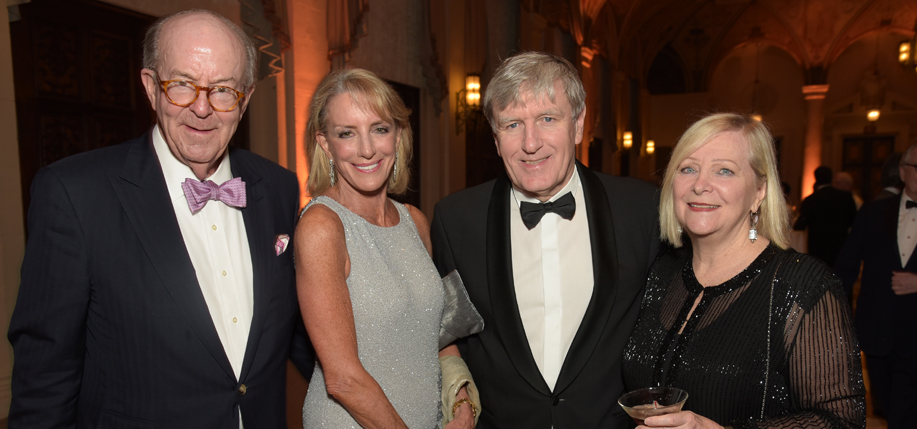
[835,144,917,429]
[8,10,313,428]
[430,52,660,428]
[793,166,857,265]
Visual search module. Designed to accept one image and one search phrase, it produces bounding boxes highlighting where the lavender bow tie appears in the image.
[181,177,247,214]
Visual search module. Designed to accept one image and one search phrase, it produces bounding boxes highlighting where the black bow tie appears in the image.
[907,200,917,209]
[519,192,576,230]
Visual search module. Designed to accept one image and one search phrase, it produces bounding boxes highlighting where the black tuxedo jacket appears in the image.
[431,164,660,428]
[8,131,314,428]
[834,195,917,356]
[793,185,857,265]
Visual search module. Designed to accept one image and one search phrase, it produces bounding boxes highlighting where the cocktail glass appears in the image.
[617,386,689,425]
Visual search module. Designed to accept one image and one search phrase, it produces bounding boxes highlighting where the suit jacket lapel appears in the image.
[553,163,619,393]
[229,150,270,383]
[486,174,552,395]
[111,132,235,380]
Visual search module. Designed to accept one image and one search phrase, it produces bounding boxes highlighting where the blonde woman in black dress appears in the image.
[622,113,865,429]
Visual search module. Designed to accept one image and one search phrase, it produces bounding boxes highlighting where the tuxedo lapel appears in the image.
[230,150,271,382]
[486,174,552,395]
[111,133,236,380]
[553,164,619,393]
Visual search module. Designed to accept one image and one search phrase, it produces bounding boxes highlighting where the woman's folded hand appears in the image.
[641,410,723,429]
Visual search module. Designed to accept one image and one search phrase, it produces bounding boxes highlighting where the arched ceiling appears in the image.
[548,0,917,85]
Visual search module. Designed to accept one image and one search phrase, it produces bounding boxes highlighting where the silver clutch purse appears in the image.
[439,270,485,349]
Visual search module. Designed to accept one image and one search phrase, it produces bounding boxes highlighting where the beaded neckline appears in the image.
[681,243,780,297]
[307,195,405,230]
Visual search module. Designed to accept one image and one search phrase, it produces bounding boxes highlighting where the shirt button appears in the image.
[232,317,238,324]
[212,224,218,231]
[222,270,227,277]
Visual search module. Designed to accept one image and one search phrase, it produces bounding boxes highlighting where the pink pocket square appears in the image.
[275,234,290,256]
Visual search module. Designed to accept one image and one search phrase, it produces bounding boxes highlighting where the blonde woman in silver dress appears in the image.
[296,68,476,428]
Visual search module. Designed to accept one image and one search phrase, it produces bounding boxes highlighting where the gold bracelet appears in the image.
[452,397,477,420]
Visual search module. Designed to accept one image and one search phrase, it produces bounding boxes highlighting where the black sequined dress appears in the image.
[623,244,865,428]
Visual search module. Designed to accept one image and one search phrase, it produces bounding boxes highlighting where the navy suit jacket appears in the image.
[430,164,660,429]
[8,131,314,428]
[834,195,917,356]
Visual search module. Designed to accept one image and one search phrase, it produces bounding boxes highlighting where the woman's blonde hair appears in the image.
[306,68,413,196]
[659,113,789,249]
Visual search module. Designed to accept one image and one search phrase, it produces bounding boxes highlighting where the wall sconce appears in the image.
[646,140,655,155]
[899,20,917,73]
[622,131,633,150]
[867,108,880,122]
[456,74,482,134]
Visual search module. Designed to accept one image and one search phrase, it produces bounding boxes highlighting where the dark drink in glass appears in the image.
[618,387,688,425]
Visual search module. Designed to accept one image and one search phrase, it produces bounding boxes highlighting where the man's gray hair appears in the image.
[142,9,258,90]
[483,51,586,131]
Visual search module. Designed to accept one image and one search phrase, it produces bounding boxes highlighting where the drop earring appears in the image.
[749,210,759,242]
[329,158,336,187]
[393,153,398,182]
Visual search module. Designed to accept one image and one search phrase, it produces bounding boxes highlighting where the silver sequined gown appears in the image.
[301,196,443,429]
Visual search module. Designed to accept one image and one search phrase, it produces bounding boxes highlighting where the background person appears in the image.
[792,166,858,265]
[874,152,903,201]
[431,51,661,428]
[296,68,475,429]
[623,113,864,429]
[7,9,313,428]
[834,143,917,429]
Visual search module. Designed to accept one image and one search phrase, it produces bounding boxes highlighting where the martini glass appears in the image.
[617,386,689,425]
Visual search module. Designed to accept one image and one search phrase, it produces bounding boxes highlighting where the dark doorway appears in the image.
[386,80,421,208]
[465,110,503,188]
[11,0,155,217]
[842,135,895,201]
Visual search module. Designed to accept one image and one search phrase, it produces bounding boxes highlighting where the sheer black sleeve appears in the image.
[742,268,865,428]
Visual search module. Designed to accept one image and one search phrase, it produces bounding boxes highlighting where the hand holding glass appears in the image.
[618,387,689,425]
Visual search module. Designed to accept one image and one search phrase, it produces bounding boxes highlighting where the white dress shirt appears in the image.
[898,194,917,267]
[152,125,254,381]
[510,167,594,391]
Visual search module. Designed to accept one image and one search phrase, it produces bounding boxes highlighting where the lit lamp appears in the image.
[456,74,482,134]
[622,131,633,150]
[465,75,481,107]
[867,108,880,122]
[751,113,763,122]
[646,140,655,155]
[899,21,917,73]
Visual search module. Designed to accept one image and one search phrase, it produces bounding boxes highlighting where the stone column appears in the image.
[801,84,829,198]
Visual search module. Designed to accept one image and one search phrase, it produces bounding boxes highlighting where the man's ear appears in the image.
[238,83,256,117]
[140,69,159,111]
[574,106,586,145]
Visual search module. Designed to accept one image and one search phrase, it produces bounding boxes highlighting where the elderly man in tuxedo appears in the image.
[8,9,313,428]
[835,143,917,429]
[430,51,660,428]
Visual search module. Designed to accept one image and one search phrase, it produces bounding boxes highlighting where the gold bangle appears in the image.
[452,397,477,420]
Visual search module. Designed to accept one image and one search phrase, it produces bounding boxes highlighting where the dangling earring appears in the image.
[749,210,759,242]
[392,152,399,182]
[677,225,683,234]
[329,158,336,187]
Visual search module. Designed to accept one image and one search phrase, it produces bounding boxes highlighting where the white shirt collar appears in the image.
[511,164,580,207]
[151,124,233,202]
